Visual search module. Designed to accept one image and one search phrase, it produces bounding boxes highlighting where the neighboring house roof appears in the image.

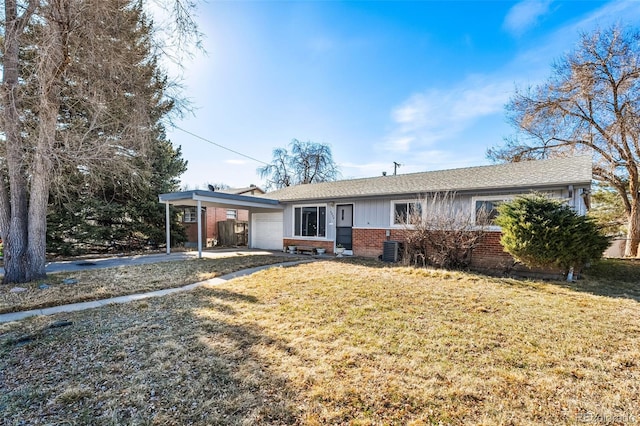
[262,156,592,202]
[219,186,266,195]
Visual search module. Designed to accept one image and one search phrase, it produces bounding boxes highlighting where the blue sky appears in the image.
[166,0,640,189]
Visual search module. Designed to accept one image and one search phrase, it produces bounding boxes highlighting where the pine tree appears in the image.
[495,194,610,275]
[45,2,188,255]
[0,0,197,282]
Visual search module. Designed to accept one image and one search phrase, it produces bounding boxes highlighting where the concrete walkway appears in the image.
[0,258,314,324]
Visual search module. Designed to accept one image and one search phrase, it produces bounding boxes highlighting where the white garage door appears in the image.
[251,212,284,250]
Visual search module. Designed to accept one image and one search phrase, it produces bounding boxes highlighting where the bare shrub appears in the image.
[399,192,486,269]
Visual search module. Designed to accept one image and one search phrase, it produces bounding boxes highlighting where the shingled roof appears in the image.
[262,156,592,202]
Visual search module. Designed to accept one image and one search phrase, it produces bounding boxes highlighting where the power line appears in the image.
[173,125,270,166]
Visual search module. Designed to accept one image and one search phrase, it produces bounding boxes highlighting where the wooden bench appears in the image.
[295,245,317,255]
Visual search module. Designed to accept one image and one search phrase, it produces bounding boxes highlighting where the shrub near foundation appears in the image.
[400,192,485,269]
[495,194,610,274]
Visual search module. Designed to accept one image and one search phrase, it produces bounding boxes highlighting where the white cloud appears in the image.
[385,136,415,152]
[379,76,512,153]
[380,1,640,160]
[339,161,391,179]
[568,0,640,30]
[503,0,553,36]
[398,150,485,173]
[225,159,247,165]
[502,1,640,83]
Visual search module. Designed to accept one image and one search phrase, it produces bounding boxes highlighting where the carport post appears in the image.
[197,199,203,258]
[248,211,252,249]
[165,201,171,255]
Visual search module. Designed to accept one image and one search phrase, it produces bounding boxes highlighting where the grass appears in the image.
[1,259,639,424]
[0,253,301,314]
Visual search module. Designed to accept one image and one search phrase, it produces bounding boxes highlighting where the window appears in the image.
[474,200,502,225]
[183,207,198,223]
[294,206,326,237]
[226,209,237,220]
[392,201,422,225]
[472,196,517,226]
[474,193,564,226]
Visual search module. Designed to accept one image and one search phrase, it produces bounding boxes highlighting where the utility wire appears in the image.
[173,125,270,166]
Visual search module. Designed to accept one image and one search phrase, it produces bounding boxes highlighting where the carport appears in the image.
[158,190,284,258]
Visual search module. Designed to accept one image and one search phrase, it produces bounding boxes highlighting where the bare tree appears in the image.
[399,192,486,269]
[259,148,292,189]
[259,139,339,189]
[0,0,199,283]
[488,26,640,256]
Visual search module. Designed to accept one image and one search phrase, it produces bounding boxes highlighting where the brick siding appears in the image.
[283,239,336,254]
[184,207,250,246]
[352,228,515,268]
[469,231,514,269]
[352,228,406,258]
[286,229,559,276]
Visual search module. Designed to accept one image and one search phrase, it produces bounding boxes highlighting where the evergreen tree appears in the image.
[47,137,188,255]
[0,0,198,283]
[45,2,188,255]
[495,194,610,275]
[589,183,627,237]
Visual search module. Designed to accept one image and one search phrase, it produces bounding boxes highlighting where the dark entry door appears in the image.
[336,204,353,250]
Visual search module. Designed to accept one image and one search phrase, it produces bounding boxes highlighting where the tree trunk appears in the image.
[2,0,31,284]
[625,198,640,257]
[26,158,51,282]
[26,85,58,280]
[26,120,55,282]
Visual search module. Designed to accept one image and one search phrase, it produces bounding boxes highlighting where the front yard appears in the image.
[0,254,299,314]
[1,260,639,424]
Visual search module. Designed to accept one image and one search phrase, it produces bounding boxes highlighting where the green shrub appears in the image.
[495,194,610,273]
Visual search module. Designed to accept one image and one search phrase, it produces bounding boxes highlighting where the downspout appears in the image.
[566,266,574,282]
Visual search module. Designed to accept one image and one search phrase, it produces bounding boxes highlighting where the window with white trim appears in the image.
[392,200,422,225]
[183,207,198,223]
[226,209,237,220]
[294,206,326,237]
[473,193,566,226]
[472,195,516,226]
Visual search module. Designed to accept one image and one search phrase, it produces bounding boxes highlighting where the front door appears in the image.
[336,204,353,250]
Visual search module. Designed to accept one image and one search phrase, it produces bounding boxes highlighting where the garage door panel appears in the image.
[251,212,283,250]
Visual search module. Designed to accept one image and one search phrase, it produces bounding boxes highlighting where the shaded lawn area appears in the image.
[0,254,300,314]
[1,261,639,424]
[578,258,640,300]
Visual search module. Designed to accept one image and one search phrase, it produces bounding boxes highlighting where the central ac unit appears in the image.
[382,240,400,262]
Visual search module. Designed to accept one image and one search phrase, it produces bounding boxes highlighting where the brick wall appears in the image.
[184,209,206,244]
[288,228,560,276]
[351,228,518,269]
[205,208,220,239]
[352,228,405,257]
[183,208,250,246]
[238,210,249,221]
[283,239,335,254]
[469,231,514,269]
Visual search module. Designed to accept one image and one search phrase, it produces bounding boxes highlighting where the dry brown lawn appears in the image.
[1,260,639,425]
[0,254,299,313]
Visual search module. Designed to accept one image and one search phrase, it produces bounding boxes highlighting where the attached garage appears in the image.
[251,212,284,250]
